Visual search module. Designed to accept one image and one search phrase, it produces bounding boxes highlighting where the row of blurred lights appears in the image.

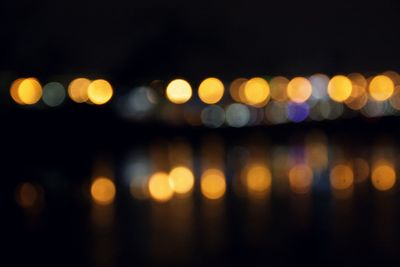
[10,72,399,105]
[15,159,396,210]
[123,71,400,127]
[15,133,398,210]
[8,71,400,127]
[165,73,398,105]
[10,77,113,106]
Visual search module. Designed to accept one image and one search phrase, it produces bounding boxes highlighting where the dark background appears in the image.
[2,3,400,82]
[3,4,400,267]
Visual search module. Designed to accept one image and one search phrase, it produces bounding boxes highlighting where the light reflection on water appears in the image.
[118,131,397,203]
[13,130,400,266]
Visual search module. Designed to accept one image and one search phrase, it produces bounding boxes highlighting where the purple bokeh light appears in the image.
[287,102,309,122]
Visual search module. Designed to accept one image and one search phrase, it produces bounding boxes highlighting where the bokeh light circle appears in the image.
[18,78,42,105]
[88,79,113,105]
[330,164,354,190]
[328,75,352,102]
[68,78,91,103]
[198,77,224,104]
[166,79,192,104]
[287,77,312,103]
[168,166,195,194]
[42,82,66,107]
[91,177,116,205]
[369,75,394,101]
[244,164,272,193]
[243,77,270,106]
[201,168,226,200]
[371,164,396,191]
[225,103,250,127]
[148,172,174,202]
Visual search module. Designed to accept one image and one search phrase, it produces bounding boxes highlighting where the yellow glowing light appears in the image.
[328,75,352,102]
[168,166,195,194]
[87,79,113,105]
[166,79,192,104]
[10,78,24,105]
[90,177,116,205]
[288,164,313,194]
[198,77,224,104]
[369,75,394,101]
[200,168,226,200]
[10,78,24,104]
[244,164,272,193]
[243,77,270,106]
[330,164,354,190]
[270,76,289,102]
[229,78,247,102]
[371,163,396,191]
[238,79,249,103]
[287,77,312,103]
[148,172,174,202]
[16,183,40,208]
[17,78,42,105]
[68,78,91,103]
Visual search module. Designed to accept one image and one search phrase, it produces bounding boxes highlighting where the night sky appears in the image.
[2,3,400,83]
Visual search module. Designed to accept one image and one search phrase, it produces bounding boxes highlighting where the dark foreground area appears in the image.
[2,109,400,266]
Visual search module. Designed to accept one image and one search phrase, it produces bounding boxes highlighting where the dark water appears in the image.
[4,110,400,266]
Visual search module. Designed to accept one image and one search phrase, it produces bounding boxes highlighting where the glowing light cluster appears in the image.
[168,166,194,194]
[160,72,400,128]
[147,166,195,202]
[243,77,270,106]
[11,77,113,106]
[87,79,113,105]
[15,138,399,208]
[68,78,91,103]
[11,78,42,105]
[8,71,400,128]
